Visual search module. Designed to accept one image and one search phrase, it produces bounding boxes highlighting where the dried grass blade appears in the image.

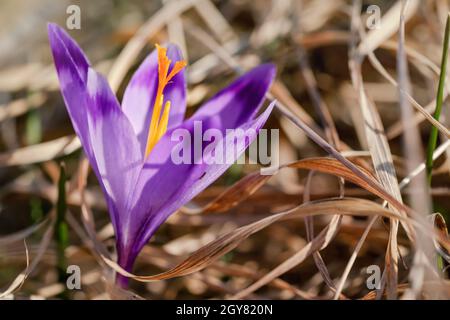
[357,0,419,56]
[107,0,200,92]
[366,49,450,138]
[231,213,341,300]
[0,136,80,167]
[397,1,441,299]
[0,212,55,298]
[101,198,398,283]
[0,240,29,299]
[0,218,49,246]
[351,66,403,297]
[181,171,272,214]
[193,0,237,43]
[430,213,450,265]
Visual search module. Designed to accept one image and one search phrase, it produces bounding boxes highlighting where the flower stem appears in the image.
[115,250,135,289]
[115,273,130,289]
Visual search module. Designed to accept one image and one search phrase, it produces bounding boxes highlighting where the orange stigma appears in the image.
[145,44,186,157]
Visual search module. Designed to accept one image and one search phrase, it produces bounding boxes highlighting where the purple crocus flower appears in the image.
[48,23,275,287]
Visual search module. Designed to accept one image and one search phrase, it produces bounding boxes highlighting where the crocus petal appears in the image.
[118,102,275,271]
[48,23,142,236]
[121,44,187,155]
[84,69,143,238]
[47,23,92,158]
[189,64,276,130]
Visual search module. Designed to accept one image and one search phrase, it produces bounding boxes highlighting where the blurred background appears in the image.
[0,0,449,299]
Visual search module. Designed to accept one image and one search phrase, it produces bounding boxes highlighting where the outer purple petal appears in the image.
[121,44,187,155]
[189,64,276,129]
[118,102,275,272]
[84,70,143,237]
[48,23,142,236]
[47,23,92,158]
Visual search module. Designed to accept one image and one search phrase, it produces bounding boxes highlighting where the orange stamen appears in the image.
[145,44,186,158]
[156,101,171,141]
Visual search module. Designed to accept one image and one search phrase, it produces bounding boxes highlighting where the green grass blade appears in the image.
[426,13,450,184]
[56,163,69,288]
